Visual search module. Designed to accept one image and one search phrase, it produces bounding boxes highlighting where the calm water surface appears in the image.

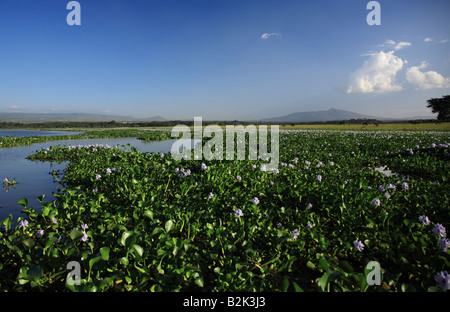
[0,131,192,222]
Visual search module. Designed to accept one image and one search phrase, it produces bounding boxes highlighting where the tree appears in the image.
[427,95,450,121]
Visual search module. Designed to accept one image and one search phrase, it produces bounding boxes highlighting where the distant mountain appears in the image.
[262,108,382,122]
[0,112,166,123]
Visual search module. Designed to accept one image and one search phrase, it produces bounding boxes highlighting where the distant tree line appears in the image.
[0,118,443,129]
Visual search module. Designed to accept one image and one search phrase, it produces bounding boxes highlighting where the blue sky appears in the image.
[0,0,449,120]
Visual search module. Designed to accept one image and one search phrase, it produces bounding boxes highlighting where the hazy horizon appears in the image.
[1,0,449,120]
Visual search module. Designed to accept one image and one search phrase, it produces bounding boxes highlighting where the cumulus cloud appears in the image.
[260,32,281,40]
[346,51,404,94]
[406,62,450,90]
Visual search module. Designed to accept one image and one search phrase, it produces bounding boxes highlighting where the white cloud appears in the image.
[10,105,19,110]
[347,51,404,94]
[102,109,112,113]
[406,62,450,90]
[260,32,281,40]
[424,37,433,42]
[382,39,411,51]
[440,39,449,44]
[394,42,411,50]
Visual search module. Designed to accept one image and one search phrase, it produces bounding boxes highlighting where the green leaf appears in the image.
[131,244,144,258]
[17,198,28,208]
[306,261,316,270]
[100,247,110,261]
[280,278,289,292]
[318,258,330,273]
[195,276,204,288]
[165,220,175,232]
[70,230,83,241]
[292,282,304,292]
[318,273,331,292]
[120,257,129,266]
[22,239,35,248]
[89,256,102,271]
[120,231,135,246]
[143,210,154,220]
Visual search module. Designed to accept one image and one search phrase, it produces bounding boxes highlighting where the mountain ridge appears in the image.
[262,108,390,122]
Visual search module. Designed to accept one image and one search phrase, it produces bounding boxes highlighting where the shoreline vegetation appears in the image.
[0,119,449,132]
[0,126,449,292]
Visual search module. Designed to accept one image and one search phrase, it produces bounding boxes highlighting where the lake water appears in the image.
[0,131,195,222]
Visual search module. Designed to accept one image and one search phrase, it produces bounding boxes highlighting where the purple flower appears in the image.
[276,223,282,228]
[307,222,314,229]
[252,197,260,205]
[384,192,391,199]
[95,174,101,180]
[234,209,244,218]
[51,217,58,224]
[106,168,112,174]
[236,175,242,181]
[316,175,322,182]
[435,271,450,290]
[418,215,430,226]
[307,203,313,209]
[378,185,385,192]
[201,163,207,171]
[208,193,214,199]
[386,184,396,190]
[401,182,409,190]
[36,229,44,238]
[81,223,88,230]
[80,231,89,242]
[291,229,299,240]
[433,223,447,237]
[372,198,381,206]
[439,238,450,252]
[353,240,365,252]
[18,219,28,229]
